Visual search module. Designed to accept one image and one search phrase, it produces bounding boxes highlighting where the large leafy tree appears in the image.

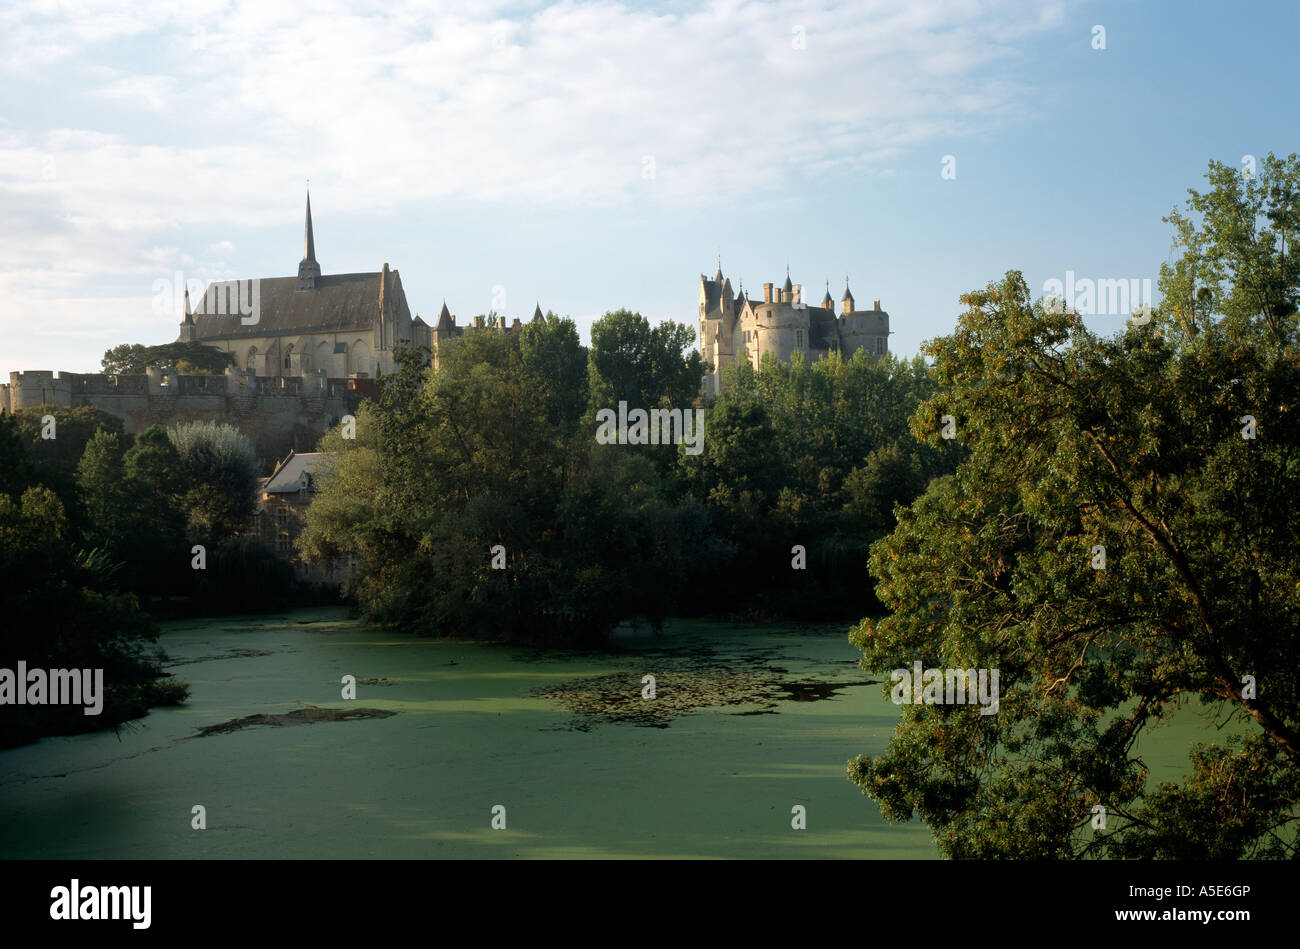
[683,349,954,618]
[168,420,259,540]
[588,309,703,411]
[519,311,589,433]
[102,341,234,374]
[848,154,1300,858]
[299,334,709,645]
[12,405,125,536]
[76,425,189,596]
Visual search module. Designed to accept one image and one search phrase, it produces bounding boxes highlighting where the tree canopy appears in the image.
[848,153,1300,858]
[101,341,235,374]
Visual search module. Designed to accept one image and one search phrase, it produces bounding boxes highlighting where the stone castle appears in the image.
[698,263,891,396]
[2,195,895,461]
[0,192,548,462]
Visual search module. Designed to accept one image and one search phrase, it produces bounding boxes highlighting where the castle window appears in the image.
[876,336,886,355]
[796,330,804,349]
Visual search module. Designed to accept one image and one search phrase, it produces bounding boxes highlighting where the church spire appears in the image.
[304,190,316,262]
[296,188,322,291]
[177,284,197,340]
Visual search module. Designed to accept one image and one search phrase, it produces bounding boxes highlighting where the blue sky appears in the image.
[1,0,1297,374]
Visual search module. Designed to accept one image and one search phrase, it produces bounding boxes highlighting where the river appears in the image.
[0,607,1236,859]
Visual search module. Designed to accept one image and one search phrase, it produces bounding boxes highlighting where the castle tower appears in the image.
[841,277,854,315]
[296,190,321,292]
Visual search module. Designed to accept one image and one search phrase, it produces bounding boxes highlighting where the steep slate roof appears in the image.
[191,271,390,341]
[700,274,724,315]
[263,451,330,494]
[436,301,454,332]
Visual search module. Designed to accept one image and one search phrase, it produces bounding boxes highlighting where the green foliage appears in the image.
[12,405,125,533]
[300,336,708,645]
[588,309,704,411]
[168,420,259,540]
[189,536,294,613]
[848,154,1300,858]
[75,425,188,596]
[683,348,957,618]
[101,341,235,374]
[0,478,188,749]
[519,312,589,432]
[0,413,35,498]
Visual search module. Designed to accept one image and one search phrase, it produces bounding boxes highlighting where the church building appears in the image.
[179,192,427,378]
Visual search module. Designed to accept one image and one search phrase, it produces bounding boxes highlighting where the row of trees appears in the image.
[297,309,959,641]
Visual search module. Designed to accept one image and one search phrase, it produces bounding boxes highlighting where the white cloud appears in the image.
[0,0,1069,369]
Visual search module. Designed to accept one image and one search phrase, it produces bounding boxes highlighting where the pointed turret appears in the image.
[177,285,196,340]
[821,279,834,310]
[436,300,454,332]
[782,265,793,295]
[841,276,855,315]
[296,189,322,291]
[532,302,544,322]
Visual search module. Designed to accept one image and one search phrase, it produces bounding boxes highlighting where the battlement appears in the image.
[1,366,367,462]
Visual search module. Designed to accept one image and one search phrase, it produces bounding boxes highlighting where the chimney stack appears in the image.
[763,282,773,303]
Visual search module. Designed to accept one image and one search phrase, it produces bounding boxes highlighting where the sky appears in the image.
[1,0,1297,375]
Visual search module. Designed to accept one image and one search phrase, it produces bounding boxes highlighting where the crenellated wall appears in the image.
[1,367,365,466]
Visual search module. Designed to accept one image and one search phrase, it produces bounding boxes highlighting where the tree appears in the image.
[519,312,589,433]
[76,429,132,561]
[588,309,703,411]
[0,479,188,748]
[122,426,189,595]
[101,341,234,374]
[847,154,1300,858]
[0,414,35,498]
[13,405,125,536]
[100,343,149,374]
[299,337,708,645]
[168,420,259,540]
